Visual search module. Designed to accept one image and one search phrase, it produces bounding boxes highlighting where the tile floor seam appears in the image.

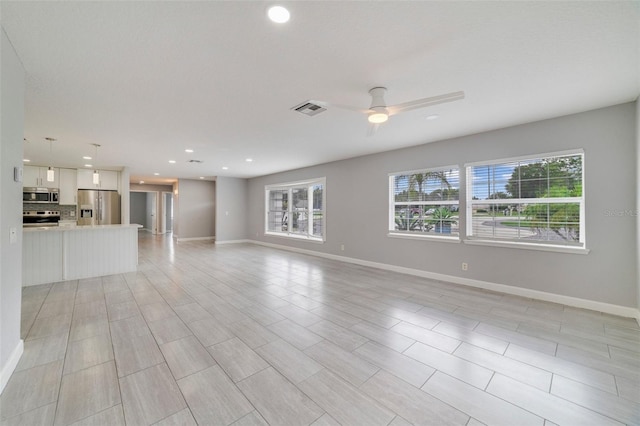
[108,315,128,426]
[487,372,626,426]
[483,375,552,423]
[420,371,490,423]
[234,365,308,424]
[51,285,77,426]
[507,345,621,387]
[61,402,121,426]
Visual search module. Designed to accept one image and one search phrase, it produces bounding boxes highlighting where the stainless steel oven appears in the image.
[23,210,60,227]
[23,187,58,204]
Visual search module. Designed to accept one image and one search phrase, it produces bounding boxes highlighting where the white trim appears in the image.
[249,239,638,323]
[175,236,215,242]
[0,339,23,394]
[265,176,326,190]
[264,232,325,244]
[463,238,589,254]
[469,197,581,205]
[388,164,459,177]
[387,232,460,243]
[215,239,251,245]
[464,148,584,168]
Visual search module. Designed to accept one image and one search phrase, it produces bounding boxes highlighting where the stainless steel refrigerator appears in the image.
[77,190,121,225]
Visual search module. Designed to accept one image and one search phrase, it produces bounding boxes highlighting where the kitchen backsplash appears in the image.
[23,203,77,221]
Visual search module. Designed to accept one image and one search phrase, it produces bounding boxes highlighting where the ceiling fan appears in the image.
[313,87,465,135]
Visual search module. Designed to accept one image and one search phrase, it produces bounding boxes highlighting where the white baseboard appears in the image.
[0,339,23,395]
[175,236,215,242]
[215,239,251,245]
[251,240,640,323]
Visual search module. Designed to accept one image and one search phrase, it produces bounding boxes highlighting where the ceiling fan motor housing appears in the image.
[368,87,387,109]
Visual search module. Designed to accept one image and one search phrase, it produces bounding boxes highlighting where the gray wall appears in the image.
[165,193,172,232]
[174,179,216,239]
[637,100,640,313]
[248,102,638,308]
[215,176,248,242]
[1,28,25,388]
[130,192,147,228]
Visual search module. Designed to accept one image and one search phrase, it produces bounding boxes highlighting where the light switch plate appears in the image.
[9,227,17,244]
[14,166,23,183]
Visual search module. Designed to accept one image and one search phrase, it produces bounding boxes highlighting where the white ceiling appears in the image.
[1,1,638,184]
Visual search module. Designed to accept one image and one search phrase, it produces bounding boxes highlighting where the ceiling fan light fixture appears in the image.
[368,107,389,124]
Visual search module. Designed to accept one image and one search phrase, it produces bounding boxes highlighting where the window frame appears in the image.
[464,149,586,251]
[265,177,326,242]
[388,165,460,241]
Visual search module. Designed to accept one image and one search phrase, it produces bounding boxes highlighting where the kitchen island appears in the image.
[23,224,142,286]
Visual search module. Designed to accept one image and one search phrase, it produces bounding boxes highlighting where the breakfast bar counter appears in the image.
[23,224,142,286]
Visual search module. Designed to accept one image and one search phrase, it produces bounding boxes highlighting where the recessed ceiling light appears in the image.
[84,164,92,168]
[426,114,439,120]
[83,156,92,160]
[185,149,194,153]
[222,166,229,170]
[139,181,145,184]
[169,160,176,164]
[23,159,31,162]
[199,176,204,179]
[153,172,160,176]
[267,5,290,23]
[245,158,253,162]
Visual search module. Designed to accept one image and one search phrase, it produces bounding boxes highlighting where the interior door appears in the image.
[146,192,157,234]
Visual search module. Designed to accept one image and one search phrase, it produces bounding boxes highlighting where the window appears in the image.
[466,151,584,248]
[265,178,325,241]
[389,167,460,238]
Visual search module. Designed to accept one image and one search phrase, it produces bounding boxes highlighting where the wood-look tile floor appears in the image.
[2,234,639,425]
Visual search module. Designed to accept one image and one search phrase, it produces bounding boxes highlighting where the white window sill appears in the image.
[264,231,325,244]
[463,238,590,255]
[387,232,461,243]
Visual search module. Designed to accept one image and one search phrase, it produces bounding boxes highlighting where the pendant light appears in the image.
[92,144,101,185]
[45,137,56,182]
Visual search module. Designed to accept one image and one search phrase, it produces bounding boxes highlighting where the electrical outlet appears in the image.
[462,262,468,271]
[340,244,345,251]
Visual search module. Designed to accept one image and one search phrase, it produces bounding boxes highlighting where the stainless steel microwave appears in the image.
[23,187,59,204]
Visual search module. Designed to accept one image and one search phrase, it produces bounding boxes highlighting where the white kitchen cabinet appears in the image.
[77,169,119,190]
[23,165,59,188]
[59,168,78,205]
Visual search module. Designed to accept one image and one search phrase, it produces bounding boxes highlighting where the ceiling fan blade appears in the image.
[366,123,380,137]
[310,100,368,114]
[387,91,465,115]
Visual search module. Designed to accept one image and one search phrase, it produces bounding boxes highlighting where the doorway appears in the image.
[130,191,158,234]
[161,192,173,234]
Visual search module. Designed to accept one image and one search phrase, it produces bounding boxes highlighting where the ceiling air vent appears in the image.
[187,159,203,163]
[291,101,326,117]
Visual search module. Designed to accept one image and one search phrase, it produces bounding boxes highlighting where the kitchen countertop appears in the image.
[23,223,142,232]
